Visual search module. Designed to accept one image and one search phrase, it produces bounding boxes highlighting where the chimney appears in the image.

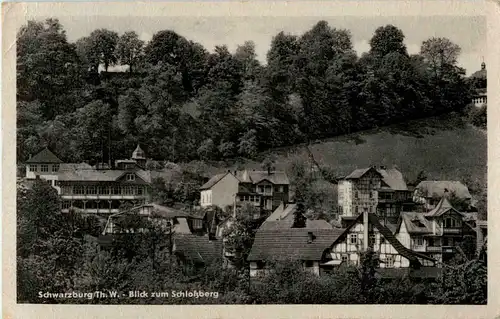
[307,231,314,243]
[363,209,369,251]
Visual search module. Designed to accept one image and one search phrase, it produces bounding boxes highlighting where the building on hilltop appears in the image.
[337,166,413,225]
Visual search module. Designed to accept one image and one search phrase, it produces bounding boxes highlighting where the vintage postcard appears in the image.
[2,1,499,318]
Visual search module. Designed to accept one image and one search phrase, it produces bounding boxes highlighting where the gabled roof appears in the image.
[378,168,408,191]
[26,148,63,164]
[398,212,433,234]
[415,181,471,199]
[344,167,381,179]
[199,172,230,190]
[235,170,290,185]
[332,213,435,265]
[424,197,464,218]
[173,234,222,264]
[247,228,345,262]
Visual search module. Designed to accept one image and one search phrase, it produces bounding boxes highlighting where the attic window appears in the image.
[412,219,425,228]
[126,173,135,181]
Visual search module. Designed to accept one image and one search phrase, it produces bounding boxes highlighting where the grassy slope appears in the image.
[200,113,487,190]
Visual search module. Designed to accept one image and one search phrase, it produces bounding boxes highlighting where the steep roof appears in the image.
[26,148,63,164]
[424,197,464,218]
[235,170,290,185]
[132,144,146,159]
[247,228,345,262]
[399,212,433,234]
[345,167,379,179]
[199,172,229,190]
[378,168,408,191]
[333,213,435,265]
[266,203,297,222]
[415,181,471,199]
[173,234,222,264]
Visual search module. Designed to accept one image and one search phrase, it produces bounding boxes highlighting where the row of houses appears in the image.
[21,147,486,278]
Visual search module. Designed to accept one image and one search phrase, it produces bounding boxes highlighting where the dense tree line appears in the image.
[17,19,474,165]
[17,179,486,304]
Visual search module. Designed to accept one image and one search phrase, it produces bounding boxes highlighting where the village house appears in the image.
[325,210,437,272]
[247,226,345,277]
[337,166,413,225]
[395,197,477,263]
[200,169,290,214]
[413,180,472,211]
[25,146,155,214]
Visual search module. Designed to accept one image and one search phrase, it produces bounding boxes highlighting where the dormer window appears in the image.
[126,173,135,181]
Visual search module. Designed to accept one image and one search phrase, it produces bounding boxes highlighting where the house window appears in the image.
[62,201,71,209]
[380,237,386,244]
[52,164,59,173]
[192,219,203,229]
[369,233,376,245]
[385,255,395,268]
[137,187,143,195]
[86,186,96,195]
[278,186,284,192]
[341,255,348,263]
[355,191,359,199]
[126,173,135,181]
[29,164,37,172]
[444,217,459,228]
[413,237,424,247]
[354,206,358,214]
[348,234,358,245]
[258,186,264,193]
[41,164,49,172]
[74,186,85,195]
[369,191,373,199]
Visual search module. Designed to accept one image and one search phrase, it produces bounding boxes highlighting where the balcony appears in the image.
[61,194,144,200]
[443,228,461,234]
[426,246,442,253]
[62,208,120,214]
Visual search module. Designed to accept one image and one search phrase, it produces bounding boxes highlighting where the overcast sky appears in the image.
[50,15,485,75]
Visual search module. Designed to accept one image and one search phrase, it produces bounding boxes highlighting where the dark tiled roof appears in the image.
[247,228,344,261]
[266,203,297,222]
[173,234,222,264]
[199,173,228,190]
[345,167,377,179]
[259,219,333,230]
[415,181,471,199]
[235,170,290,185]
[424,197,464,218]
[26,148,63,164]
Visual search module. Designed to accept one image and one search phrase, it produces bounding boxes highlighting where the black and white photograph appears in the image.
[4,1,493,313]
